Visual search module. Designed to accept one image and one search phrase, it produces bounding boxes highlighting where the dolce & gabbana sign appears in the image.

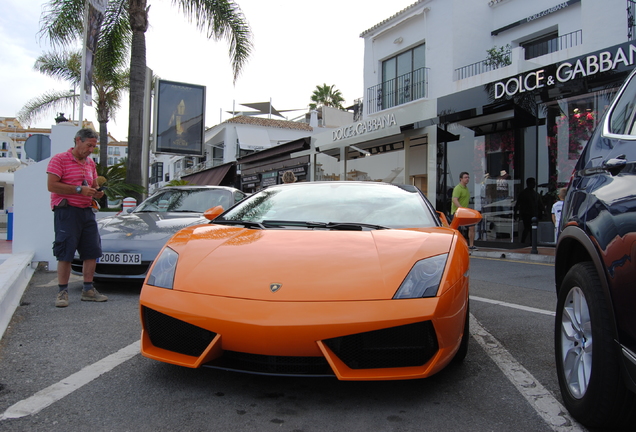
[494,42,636,99]
[332,113,397,141]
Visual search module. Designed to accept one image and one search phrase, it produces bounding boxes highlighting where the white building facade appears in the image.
[310,0,635,246]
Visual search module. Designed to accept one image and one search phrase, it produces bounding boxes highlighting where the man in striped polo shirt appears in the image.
[47,128,107,307]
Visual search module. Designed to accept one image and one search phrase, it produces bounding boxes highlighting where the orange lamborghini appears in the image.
[140,182,481,380]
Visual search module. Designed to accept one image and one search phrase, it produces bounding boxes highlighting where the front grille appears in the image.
[95,262,151,276]
[323,321,438,369]
[142,307,216,357]
[205,351,333,376]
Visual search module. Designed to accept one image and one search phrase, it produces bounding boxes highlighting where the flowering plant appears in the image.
[547,107,596,185]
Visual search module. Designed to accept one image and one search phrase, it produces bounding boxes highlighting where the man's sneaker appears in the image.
[469,245,479,251]
[81,288,108,302]
[55,290,69,308]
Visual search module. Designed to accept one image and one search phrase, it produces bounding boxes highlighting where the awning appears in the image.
[237,137,310,164]
[236,127,272,151]
[182,162,234,186]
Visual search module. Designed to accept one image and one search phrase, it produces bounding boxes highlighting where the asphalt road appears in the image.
[0,257,594,432]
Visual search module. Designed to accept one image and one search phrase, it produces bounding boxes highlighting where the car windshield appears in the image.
[135,189,232,213]
[216,183,437,229]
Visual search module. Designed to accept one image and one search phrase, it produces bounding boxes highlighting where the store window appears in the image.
[314,141,406,184]
[542,90,617,192]
[347,143,405,184]
[441,123,522,243]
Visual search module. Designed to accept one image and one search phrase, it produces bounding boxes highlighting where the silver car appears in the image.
[71,186,246,283]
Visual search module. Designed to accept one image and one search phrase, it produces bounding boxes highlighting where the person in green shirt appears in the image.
[451,171,477,250]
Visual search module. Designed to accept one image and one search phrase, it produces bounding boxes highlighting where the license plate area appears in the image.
[98,252,142,265]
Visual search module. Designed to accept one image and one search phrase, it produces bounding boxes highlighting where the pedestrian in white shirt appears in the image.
[552,188,566,242]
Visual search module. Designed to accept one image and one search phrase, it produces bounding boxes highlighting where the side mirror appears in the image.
[450,207,482,230]
[204,205,225,221]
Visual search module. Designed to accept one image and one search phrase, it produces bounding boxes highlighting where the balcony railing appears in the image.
[454,51,511,81]
[367,67,429,115]
[454,29,583,81]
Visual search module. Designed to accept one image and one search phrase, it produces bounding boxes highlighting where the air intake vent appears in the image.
[143,307,215,357]
[323,321,438,369]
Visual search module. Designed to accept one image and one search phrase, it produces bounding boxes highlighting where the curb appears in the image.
[471,250,555,264]
[0,251,36,340]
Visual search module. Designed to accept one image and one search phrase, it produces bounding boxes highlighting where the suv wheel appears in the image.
[555,262,636,428]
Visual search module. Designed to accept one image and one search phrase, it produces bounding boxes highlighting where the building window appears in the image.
[212,144,224,164]
[151,162,164,184]
[369,44,426,113]
[521,31,559,60]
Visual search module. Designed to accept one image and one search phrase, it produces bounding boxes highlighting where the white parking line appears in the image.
[470,295,556,316]
[470,314,584,432]
[0,341,140,420]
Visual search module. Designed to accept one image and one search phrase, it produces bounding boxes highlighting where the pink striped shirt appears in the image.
[47,148,97,209]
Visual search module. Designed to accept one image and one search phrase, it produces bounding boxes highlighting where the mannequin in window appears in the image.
[496,169,511,200]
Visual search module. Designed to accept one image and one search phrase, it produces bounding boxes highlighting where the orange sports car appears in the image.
[140,182,481,380]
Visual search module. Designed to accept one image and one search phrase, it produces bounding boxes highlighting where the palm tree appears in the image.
[309,84,345,110]
[96,160,145,207]
[39,0,253,202]
[17,49,129,166]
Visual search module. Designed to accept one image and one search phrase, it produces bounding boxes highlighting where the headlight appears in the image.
[393,254,448,299]
[146,247,178,289]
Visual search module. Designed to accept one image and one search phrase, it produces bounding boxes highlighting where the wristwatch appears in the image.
[75,185,82,194]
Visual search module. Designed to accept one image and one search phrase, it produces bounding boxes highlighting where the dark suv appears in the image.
[555,69,636,429]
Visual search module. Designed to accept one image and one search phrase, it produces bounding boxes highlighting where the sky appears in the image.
[0,0,418,141]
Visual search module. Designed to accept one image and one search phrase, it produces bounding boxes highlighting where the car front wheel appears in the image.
[555,262,636,429]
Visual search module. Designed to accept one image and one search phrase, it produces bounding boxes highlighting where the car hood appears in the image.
[98,212,208,257]
[165,224,457,301]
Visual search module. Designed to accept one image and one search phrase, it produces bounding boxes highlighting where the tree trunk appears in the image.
[98,119,109,209]
[97,96,109,168]
[126,0,148,203]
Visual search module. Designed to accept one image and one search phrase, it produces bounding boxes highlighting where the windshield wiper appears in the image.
[212,220,265,229]
[319,222,388,231]
[262,220,388,230]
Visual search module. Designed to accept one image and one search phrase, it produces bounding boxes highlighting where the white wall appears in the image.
[361,0,630,113]
[13,124,79,270]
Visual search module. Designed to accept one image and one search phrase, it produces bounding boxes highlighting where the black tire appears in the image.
[555,262,636,429]
[452,302,469,364]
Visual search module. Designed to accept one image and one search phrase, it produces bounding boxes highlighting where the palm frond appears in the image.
[39,0,85,47]
[34,50,82,85]
[17,90,78,125]
[175,0,253,83]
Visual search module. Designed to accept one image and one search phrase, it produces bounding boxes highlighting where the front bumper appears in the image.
[139,281,468,381]
[71,258,152,281]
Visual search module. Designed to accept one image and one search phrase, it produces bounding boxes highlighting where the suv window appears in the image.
[609,74,636,135]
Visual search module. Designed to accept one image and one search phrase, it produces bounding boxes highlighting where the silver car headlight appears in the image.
[393,254,448,299]
[146,247,178,289]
